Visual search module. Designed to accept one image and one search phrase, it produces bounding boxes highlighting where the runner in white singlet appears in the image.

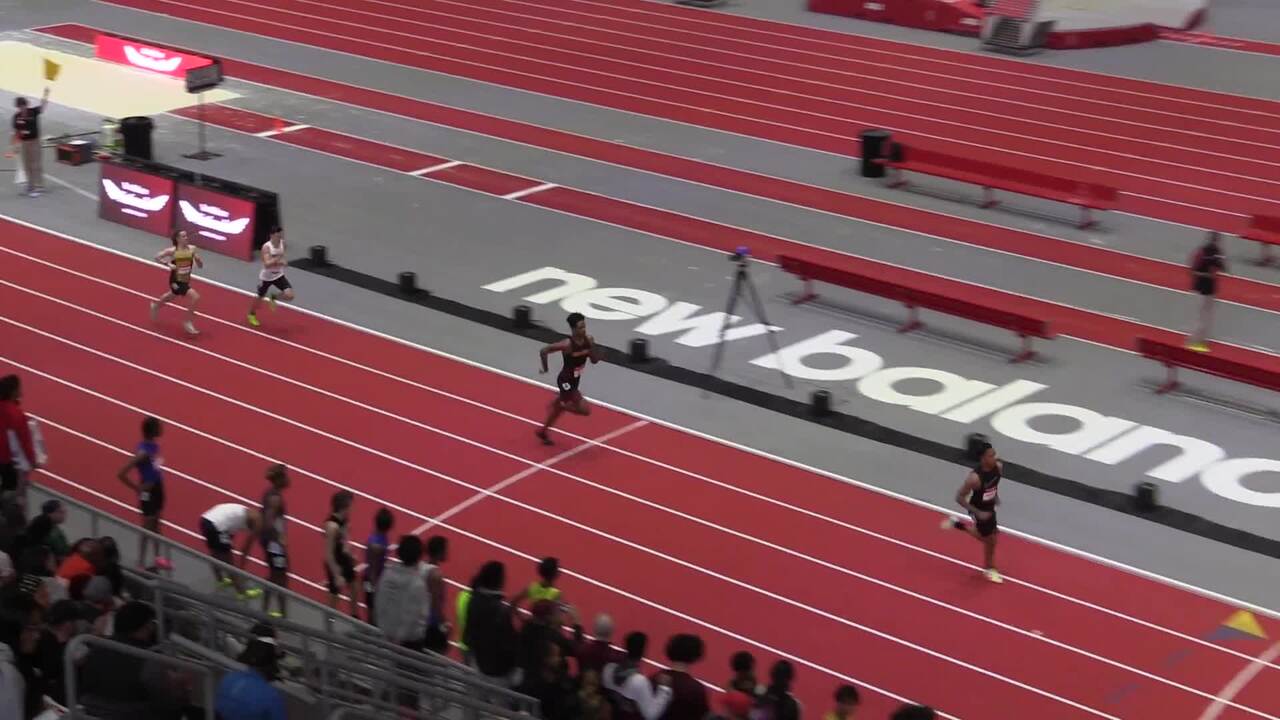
[200,502,263,598]
[247,225,295,327]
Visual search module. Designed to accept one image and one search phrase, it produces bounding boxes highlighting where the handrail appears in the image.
[65,635,217,720]
[29,481,368,633]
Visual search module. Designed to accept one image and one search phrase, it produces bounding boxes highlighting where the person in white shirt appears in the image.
[602,632,673,720]
[247,226,295,328]
[200,502,263,600]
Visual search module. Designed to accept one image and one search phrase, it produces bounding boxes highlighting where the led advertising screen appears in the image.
[98,162,176,237]
[175,183,258,261]
[95,33,213,79]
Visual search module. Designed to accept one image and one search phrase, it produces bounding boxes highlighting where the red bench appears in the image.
[778,253,1055,362]
[1241,214,1280,265]
[1135,336,1280,394]
[878,145,1119,229]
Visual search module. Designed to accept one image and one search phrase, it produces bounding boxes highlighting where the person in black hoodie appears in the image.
[754,661,801,720]
[462,561,519,686]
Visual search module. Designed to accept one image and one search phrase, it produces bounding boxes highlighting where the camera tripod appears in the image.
[709,253,791,388]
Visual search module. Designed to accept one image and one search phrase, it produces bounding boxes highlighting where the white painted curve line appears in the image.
[254,123,310,137]
[2,225,1278,668]
[503,182,557,200]
[0,341,1134,718]
[9,275,1279,698]
[1199,642,1280,720]
[2,359,938,716]
[411,420,647,534]
[410,160,462,176]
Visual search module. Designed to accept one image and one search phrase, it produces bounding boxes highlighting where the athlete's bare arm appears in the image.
[587,334,602,363]
[956,472,987,518]
[539,339,570,373]
[154,247,176,265]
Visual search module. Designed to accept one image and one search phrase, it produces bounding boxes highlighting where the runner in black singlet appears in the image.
[259,464,291,618]
[536,312,601,445]
[944,442,1004,584]
[324,490,357,616]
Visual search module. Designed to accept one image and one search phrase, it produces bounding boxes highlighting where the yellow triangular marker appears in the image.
[43,58,61,82]
[1224,610,1268,640]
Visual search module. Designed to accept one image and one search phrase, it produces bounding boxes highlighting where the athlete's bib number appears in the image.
[364,580,374,593]
[268,541,287,569]
[573,364,584,377]
[561,382,573,392]
[982,488,998,502]
[218,531,231,547]
[139,490,151,503]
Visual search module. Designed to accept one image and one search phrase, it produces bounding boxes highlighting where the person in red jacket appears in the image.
[0,375,39,505]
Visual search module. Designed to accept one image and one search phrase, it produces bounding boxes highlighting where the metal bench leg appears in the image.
[1078,206,1097,230]
[1155,363,1179,394]
[898,304,923,333]
[981,186,1000,209]
[1011,334,1036,363]
[1261,243,1274,267]
[793,278,818,305]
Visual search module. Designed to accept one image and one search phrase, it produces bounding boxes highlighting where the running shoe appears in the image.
[940,515,962,530]
[184,321,199,336]
[1186,341,1210,353]
[247,313,261,328]
[267,610,284,619]
[238,587,264,601]
[217,577,235,589]
[149,302,159,322]
[985,568,1003,584]
[154,557,174,571]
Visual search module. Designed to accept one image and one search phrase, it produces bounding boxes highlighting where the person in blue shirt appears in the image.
[363,507,394,626]
[117,416,171,570]
[215,638,285,720]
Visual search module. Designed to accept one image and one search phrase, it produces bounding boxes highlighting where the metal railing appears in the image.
[28,483,538,719]
[64,635,217,720]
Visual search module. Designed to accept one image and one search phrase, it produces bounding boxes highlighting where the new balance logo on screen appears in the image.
[122,45,183,73]
[101,179,170,218]
[178,200,250,240]
[485,266,1280,510]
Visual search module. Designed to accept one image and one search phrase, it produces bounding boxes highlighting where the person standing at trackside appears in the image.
[9,88,50,197]
[602,632,672,720]
[823,684,860,720]
[423,535,450,653]
[362,508,393,626]
[753,661,801,720]
[323,490,357,616]
[0,375,41,509]
[1186,231,1226,353]
[464,561,519,686]
[116,416,172,571]
[943,442,1004,584]
[655,634,708,720]
[259,464,291,619]
[374,534,430,711]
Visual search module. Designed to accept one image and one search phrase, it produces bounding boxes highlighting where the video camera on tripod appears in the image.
[709,245,791,387]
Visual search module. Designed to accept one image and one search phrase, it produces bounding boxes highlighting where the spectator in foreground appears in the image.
[577,613,625,677]
[513,556,564,609]
[464,561,519,686]
[602,632,672,720]
[727,650,758,696]
[0,375,39,508]
[756,660,801,720]
[22,501,69,563]
[657,634,708,720]
[520,637,579,720]
[579,668,612,720]
[824,684,860,720]
[322,491,356,616]
[423,535,449,653]
[890,706,935,720]
[214,638,285,720]
[362,508,393,627]
[518,600,575,683]
[374,535,427,649]
[77,601,160,718]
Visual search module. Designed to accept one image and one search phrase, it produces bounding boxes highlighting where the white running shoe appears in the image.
[149,302,159,322]
[985,568,1004,584]
[184,321,199,336]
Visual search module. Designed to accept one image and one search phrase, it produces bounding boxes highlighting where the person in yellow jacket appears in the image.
[511,556,563,608]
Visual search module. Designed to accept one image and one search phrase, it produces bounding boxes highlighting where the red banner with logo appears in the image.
[99,163,176,237]
[174,183,259,261]
[95,33,213,78]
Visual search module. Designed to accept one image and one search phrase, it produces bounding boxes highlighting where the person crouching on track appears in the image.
[199,502,264,601]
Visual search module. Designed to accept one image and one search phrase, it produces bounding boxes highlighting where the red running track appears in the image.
[4,218,1280,719]
[93,0,1280,230]
[38,23,1280,320]
[164,101,1280,372]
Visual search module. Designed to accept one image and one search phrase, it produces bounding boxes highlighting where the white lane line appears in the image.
[254,123,310,137]
[1199,642,1280,720]
[410,160,463,175]
[1,229,1278,676]
[6,279,1274,704]
[502,182,557,200]
[411,420,647,534]
[5,358,939,716]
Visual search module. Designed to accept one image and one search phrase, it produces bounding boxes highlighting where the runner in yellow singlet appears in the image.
[511,556,565,608]
[150,229,204,336]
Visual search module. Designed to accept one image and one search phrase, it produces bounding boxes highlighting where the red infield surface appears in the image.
[83,0,1280,231]
[3,217,1280,719]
